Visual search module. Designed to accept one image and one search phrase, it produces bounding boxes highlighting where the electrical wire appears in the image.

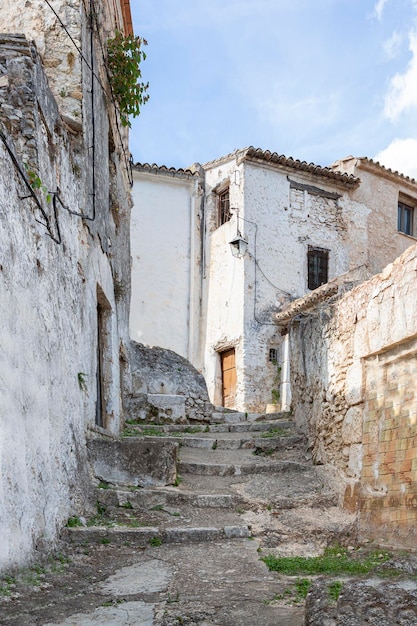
[42,0,133,187]
[234,211,290,327]
[89,0,133,186]
[0,130,62,243]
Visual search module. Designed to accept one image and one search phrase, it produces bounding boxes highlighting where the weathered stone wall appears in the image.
[127,342,214,422]
[290,244,417,548]
[0,16,131,570]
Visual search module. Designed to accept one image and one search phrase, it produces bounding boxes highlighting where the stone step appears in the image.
[123,419,296,436]
[62,524,251,546]
[95,486,241,510]
[211,411,290,424]
[139,433,303,451]
[178,458,311,477]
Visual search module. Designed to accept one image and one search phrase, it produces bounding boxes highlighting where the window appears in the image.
[398,201,414,236]
[307,246,329,290]
[269,348,278,363]
[218,188,231,225]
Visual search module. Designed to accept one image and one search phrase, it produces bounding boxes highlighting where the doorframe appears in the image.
[219,347,237,409]
[95,286,113,430]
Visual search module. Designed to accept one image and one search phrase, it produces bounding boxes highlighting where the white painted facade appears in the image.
[130,165,203,364]
[131,148,417,413]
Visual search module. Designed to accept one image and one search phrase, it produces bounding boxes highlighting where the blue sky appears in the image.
[129,0,417,177]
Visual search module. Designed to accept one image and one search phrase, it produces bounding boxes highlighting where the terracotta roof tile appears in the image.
[133,162,200,179]
[354,157,417,185]
[202,147,360,187]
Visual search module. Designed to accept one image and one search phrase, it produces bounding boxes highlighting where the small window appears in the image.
[307,246,329,290]
[269,348,278,363]
[218,188,231,225]
[398,201,414,236]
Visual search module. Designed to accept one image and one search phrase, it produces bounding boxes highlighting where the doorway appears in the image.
[95,287,112,428]
[220,348,236,408]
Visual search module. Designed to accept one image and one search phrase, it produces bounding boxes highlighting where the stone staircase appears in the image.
[2,409,359,626]
[64,409,353,554]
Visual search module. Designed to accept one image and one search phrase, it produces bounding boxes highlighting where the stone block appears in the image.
[347,444,363,478]
[88,438,178,488]
[342,406,363,445]
[223,525,250,538]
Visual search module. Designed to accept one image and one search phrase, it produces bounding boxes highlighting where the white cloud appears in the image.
[384,31,417,121]
[373,0,389,20]
[383,31,403,59]
[374,137,417,178]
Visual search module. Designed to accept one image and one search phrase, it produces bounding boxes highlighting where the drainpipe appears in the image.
[281,333,291,411]
[188,178,198,364]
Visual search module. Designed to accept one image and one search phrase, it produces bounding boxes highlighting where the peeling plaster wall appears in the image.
[203,157,370,412]
[290,244,417,549]
[334,158,417,275]
[0,20,130,569]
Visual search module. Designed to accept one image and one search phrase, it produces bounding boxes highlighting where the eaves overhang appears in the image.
[202,146,360,189]
[353,157,417,188]
[133,162,201,181]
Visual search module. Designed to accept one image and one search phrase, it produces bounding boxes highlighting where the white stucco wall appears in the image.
[0,9,131,569]
[130,169,202,363]
[203,156,371,411]
[0,143,121,570]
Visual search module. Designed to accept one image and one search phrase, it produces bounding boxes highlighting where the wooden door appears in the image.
[221,349,236,408]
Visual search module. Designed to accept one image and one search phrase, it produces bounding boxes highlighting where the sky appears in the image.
[129,0,417,178]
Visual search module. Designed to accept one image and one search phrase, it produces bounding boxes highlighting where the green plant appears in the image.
[262,545,392,576]
[140,426,165,436]
[107,31,149,127]
[328,580,343,602]
[150,535,161,546]
[77,372,87,392]
[120,501,133,509]
[96,501,107,516]
[271,365,282,405]
[0,574,16,597]
[261,426,291,438]
[101,537,110,545]
[173,474,182,487]
[123,427,139,437]
[66,516,83,528]
[98,481,110,490]
[295,578,311,601]
[24,163,51,203]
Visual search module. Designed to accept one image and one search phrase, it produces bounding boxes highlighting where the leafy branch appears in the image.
[107,31,149,127]
[24,163,51,203]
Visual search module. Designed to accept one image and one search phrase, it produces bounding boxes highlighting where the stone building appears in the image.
[131,148,417,413]
[287,241,417,550]
[0,0,133,569]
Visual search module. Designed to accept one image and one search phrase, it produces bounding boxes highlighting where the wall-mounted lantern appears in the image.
[229,233,248,258]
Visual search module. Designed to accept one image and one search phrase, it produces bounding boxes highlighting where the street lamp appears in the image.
[229,233,248,258]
